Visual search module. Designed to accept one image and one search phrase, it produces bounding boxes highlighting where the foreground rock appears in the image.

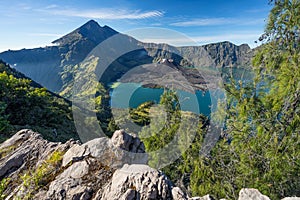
[0,129,77,189]
[0,129,299,200]
[0,129,184,200]
[238,189,270,200]
[101,164,183,200]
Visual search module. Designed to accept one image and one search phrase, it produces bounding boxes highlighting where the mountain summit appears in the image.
[0,20,254,93]
[51,20,118,66]
[0,20,120,92]
[52,20,118,46]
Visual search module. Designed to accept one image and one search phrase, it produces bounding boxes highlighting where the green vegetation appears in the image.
[0,144,18,159]
[185,0,300,199]
[0,102,9,134]
[110,82,121,89]
[134,1,300,199]
[0,1,299,199]
[95,83,114,136]
[140,90,181,152]
[0,178,9,200]
[129,101,154,126]
[137,90,207,176]
[18,150,64,199]
[0,61,78,142]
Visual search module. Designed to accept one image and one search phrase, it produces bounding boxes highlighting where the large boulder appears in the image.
[238,189,270,200]
[45,130,148,200]
[100,164,184,200]
[62,129,148,168]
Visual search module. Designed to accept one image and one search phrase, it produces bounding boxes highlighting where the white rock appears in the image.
[238,188,270,200]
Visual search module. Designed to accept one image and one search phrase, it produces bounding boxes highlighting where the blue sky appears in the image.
[0,0,271,52]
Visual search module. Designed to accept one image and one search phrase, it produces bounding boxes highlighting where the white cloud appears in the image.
[137,32,262,48]
[171,17,265,27]
[171,18,232,26]
[42,8,164,20]
[45,4,59,9]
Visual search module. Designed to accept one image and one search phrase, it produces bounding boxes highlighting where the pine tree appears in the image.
[0,102,9,133]
[189,0,300,199]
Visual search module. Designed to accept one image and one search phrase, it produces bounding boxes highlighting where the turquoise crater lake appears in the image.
[110,83,220,116]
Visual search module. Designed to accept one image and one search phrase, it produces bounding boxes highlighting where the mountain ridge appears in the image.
[0,20,119,92]
[0,20,255,94]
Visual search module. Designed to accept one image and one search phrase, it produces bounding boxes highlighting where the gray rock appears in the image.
[60,160,89,179]
[45,130,148,200]
[66,186,93,200]
[0,129,77,199]
[0,129,31,149]
[0,145,30,177]
[188,195,214,200]
[200,41,253,68]
[110,130,146,153]
[46,177,82,200]
[62,129,148,169]
[111,129,134,151]
[62,143,90,167]
[101,164,177,200]
[282,198,300,200]
[0,129,75,178]
[238,188,270,200]
[121,189,137,200]
[172,187,187,200]
[1,130,299,200]
[46,157,114,200]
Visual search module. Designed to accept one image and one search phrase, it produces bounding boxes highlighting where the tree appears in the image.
[129,101,155,126]
[139,89,182,167]
[0,101,9,133]
[0,62,78,142]
[189,0,300,199]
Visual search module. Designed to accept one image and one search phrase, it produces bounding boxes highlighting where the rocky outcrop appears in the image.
[0,129,299,200]
[61,129,147,169]
[0,129,183,200]
[201,41,253,68]
[145,41,254,69]
[101,164,180,200]
[238,189,270,200]
[0,129,77,179]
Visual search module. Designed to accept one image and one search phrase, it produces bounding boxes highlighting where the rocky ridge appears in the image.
[0,129,299,200]
[0,20,118,92]
[0,20,254,94]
